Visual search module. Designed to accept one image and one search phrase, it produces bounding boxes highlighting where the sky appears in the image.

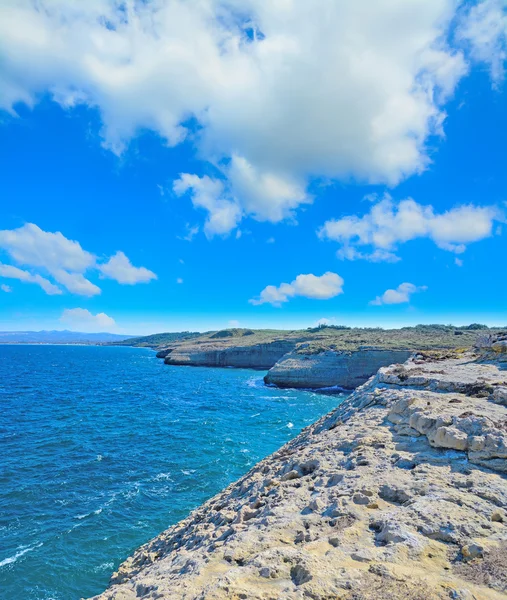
[0,0,506,334]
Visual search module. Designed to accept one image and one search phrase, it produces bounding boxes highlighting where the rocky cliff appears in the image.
[89,352,507,600]
[162,340,297,369]
[264,348,413,389]
[151,326,497,390]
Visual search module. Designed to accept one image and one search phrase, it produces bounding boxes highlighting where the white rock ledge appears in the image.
[88,354,507,600]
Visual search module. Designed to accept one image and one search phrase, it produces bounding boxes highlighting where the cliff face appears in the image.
[264,348,412,389]
[89,354,507,600]
[162,340,297,369]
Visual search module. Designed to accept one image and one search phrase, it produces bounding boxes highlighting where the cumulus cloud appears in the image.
[60,308,116,332]
[173,156,310,236]
[99,251,157,284]
[319,195,501,260]
[173,174,242,238]
[457,0,507,83]
[0,223,98,295]
[226,156,310,225]
[370,282,427,306]
[0,263,62,295]
[51,270,101,296]
[0,223,94,272]
[0,0,483,233]
[0,223,156,295]
[1,283,13,293]
[250,272,344,307]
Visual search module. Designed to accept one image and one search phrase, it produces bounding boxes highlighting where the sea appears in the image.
[0,345,345,599]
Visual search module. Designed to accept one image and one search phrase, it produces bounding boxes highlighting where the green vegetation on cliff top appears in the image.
[110,324,505,353]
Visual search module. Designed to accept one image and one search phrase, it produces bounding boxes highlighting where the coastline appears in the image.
[121,326,505,391]
[88,348,507,600]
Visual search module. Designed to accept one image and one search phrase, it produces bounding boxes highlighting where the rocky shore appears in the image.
[264,347,412,389]
[149,326,499,390]
[89,342,507,600]
[160,339,297,370]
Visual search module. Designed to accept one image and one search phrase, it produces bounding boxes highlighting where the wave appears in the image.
[153,472,173,482]
[74,508,103,520]
[246,376,265,388]
[94,561,114,573]
[315,384,348,393]
[0,543,43,568]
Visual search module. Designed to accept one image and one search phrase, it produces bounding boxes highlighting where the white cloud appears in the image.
[455,257,464,267]
[319,195,501,260]
[176,278,183,284]
[1,284,13,293]
[370,282,427,306]
[337,247,401,263]
[178,224,200,242]
[0,263,62,295]
[0,223,98,295]
[457,0,507,83]
[51,270,101,297]
[0,223,94,272]
[174,156,310,236]
[228,319,240,327]
[173,174,241,237]
[99,251,157,285]
[250,272,344,306]
[60,308,116,332]
[0,0,479,232]
[227,155,310,225]
[0,223,156,296]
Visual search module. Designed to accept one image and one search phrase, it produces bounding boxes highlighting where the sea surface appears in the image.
[0,345,345,599]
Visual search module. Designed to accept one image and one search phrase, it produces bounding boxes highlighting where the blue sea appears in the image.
[0,345,344,599]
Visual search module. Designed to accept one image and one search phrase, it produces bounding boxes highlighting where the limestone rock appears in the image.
[164,340,296,369]
[88,354,507,600]
[264,348,412,389]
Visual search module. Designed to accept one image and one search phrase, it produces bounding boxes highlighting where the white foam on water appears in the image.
[0,543,43,568]
[75,507,102,520]
[94,561,114,573]
[287,422,294,429]
[154,472,173,481]
[246,377,265,388]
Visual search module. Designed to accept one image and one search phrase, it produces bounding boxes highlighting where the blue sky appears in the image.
[0,0,506,334]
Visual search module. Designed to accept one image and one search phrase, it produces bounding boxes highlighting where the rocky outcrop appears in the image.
[264,348,412,389]
[476,332,507,365]
[89,354,507,600]
[163,340,297,369]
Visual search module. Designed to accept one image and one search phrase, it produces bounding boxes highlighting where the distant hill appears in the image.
[0,330,135,344]
[117,324,507,353]
[109,331,201,347]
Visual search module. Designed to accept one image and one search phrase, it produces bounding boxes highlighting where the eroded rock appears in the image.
[88,354,507,600]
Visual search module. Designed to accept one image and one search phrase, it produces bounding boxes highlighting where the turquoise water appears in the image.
[0,345,344,599]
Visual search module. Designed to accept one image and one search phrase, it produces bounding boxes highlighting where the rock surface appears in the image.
[88,354,507,600]
[163,340,297,369]
[264,348,412,389]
